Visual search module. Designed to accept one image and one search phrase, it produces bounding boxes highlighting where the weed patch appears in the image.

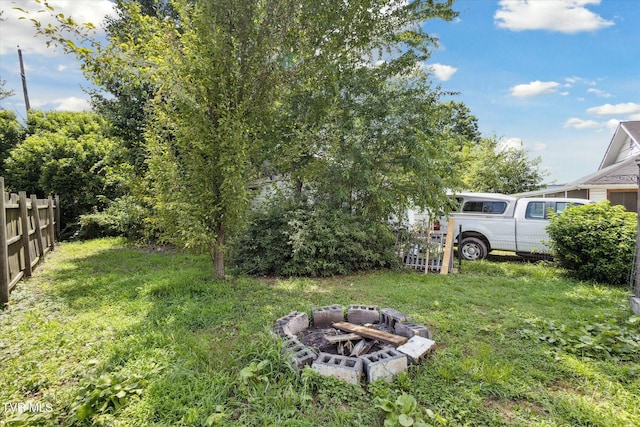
[518,314,640,361]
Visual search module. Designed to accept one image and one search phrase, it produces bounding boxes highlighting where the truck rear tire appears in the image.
[459,237,488,261]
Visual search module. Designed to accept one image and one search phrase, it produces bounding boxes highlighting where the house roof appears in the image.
[581,155,639,185]
[516,155,639,197]
[599,121,640,169]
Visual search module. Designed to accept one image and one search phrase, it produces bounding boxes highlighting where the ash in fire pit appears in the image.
[271,305,436,384]
[298,327,388,356]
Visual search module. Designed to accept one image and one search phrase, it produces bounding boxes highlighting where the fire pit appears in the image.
[271,305,435,384]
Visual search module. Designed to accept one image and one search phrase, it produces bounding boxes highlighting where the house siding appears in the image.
[614,137,635,163]
[590,188,608,203]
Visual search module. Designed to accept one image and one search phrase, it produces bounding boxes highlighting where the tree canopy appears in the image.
[461,136,547,194]
[25,0,490,278]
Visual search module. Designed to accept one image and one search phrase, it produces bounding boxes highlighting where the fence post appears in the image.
[30,194,44,258]
[18,192,33,277]
[47,196,55,251]
[0,178,9,307]
[55,195,60,239]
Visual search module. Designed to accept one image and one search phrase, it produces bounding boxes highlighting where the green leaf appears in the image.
[397,394,417,415]
[376,399,396,413]
[399,413,415,426]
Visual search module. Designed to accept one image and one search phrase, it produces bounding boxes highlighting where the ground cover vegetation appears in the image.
[1,238,638,426]
[3,0,548,279]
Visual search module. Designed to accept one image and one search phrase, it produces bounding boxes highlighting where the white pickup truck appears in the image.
[441,193,592,260]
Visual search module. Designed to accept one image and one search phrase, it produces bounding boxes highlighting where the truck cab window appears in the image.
[526,201,584,219]
[462,201,507,214]
[525,202,546,219]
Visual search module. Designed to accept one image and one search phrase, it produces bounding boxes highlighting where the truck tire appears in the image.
[459,237,488,261]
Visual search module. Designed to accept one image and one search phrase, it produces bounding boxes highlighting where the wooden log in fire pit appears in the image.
[333,322,408,346]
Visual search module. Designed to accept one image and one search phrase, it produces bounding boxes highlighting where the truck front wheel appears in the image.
[459,237,488,261]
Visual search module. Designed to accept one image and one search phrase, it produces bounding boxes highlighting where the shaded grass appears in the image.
[0,238,638,426]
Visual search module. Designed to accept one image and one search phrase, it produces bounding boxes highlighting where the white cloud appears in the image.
[29,98,51,109]
[57,64,68,72]
[605,119,621,132]
[587,102,640,115]
[53,96,91,111]
[510,80,560,97]
[0,0,116,56]
[531,142,547,152]
[587,88,611,98]
[564,76,596,87]
[427,63,457,81]
[564,117,600,129]
[630,113,640,121]
[494,0,614,34]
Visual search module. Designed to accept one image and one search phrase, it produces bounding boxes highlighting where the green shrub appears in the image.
[546,201,637,285]
[79,195,151,240]
[0,109,26,176]
[231,195,399,277]
[3,111,131,232]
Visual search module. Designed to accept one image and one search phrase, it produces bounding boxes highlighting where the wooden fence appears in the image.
[1,177,60,306]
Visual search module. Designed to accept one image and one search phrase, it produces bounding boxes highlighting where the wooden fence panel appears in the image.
[5,194,24,291]
[0,179,7,305]
[1,177,58,307]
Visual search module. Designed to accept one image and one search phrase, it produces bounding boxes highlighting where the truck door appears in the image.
[516,201,583,254]
[515,201,553,254]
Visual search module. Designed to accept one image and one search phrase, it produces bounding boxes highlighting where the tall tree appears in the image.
[462,136,547,194]
[26,0,460,278]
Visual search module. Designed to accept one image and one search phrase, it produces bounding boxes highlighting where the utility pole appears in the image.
[18,46,31,116]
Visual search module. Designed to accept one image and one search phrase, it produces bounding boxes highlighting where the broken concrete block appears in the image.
[397,336,435,363]
[347,305,380,325]
[394,322,432,339]
[276,311,309,336]
[380,308,411,329]
[281,336,317,369]
[312,305,344,328]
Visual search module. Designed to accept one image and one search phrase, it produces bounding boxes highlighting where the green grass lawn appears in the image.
[1,238,638,426]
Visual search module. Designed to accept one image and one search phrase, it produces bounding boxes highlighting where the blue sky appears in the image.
[1,0,639,184]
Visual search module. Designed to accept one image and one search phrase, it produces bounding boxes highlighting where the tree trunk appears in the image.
[213,225,225,280]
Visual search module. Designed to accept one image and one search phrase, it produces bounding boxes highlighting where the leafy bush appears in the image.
[79,195,151,240]
[3,111,132,233]
[546,201,637,285]
[375,393,447,427]
[231,195,399,277]
[70,370,146,424]
[0,109,26,176]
